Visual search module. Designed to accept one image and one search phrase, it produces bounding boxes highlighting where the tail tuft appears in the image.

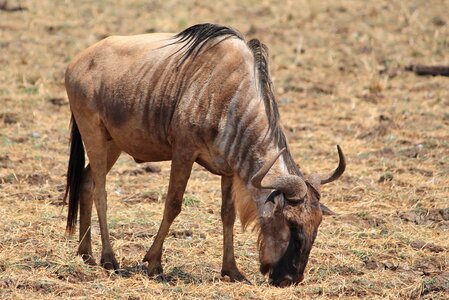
[64,115,85,235]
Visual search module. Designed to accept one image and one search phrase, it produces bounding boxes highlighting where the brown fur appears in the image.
[232,176,259,231]
[63,23,345,286]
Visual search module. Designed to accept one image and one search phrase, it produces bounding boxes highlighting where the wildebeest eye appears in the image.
[286,197,305,206]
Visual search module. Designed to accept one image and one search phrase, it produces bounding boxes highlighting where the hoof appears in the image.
[221,268,251,284]
[79,253,97,266]
[143,253,163,276]
[100,253,119,270]
[144,260,164,276]
[146,261,163,276]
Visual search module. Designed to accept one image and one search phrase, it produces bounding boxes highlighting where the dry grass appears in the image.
[1,0,449,299]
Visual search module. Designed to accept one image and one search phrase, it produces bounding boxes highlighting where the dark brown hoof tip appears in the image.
[146,264,164,277]
[102,262,118,270]
[80,254,97,266]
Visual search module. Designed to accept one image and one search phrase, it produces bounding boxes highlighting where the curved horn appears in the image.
[321,145,346,184]
[251,148,307,200]
[251,148,286,190]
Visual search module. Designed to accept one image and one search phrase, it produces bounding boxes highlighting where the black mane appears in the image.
[247,39,302,176]
[173,23,243,64]
[172,24,301,176]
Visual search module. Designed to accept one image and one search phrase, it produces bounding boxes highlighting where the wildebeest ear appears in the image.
[306,175,320,190]
[320,203,336,215]
[305,180,320,204]
[261,190,284,218]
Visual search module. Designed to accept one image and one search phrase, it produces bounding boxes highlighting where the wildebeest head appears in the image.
[252,146,345,287]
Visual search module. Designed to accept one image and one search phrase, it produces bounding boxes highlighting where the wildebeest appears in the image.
[64,23,345,287]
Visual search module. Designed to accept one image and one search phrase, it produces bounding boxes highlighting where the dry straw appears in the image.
[1,0,448,298]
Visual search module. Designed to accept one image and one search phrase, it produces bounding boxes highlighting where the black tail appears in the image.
[63,115,85,235]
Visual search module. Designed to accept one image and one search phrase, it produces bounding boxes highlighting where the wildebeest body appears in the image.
[66,32,262,175]
[64,24,345,286]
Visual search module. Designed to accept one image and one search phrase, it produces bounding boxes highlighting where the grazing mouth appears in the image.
[262,262,305,287]
[269,274,304,287]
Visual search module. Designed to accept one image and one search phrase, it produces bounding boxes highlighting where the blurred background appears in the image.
[0,0,448,298]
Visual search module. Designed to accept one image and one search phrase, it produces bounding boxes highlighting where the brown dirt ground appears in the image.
[1,0,448,299]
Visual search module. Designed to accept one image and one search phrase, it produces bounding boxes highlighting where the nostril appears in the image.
[297,274,304,283]
[275,275,295,288]
[278,279,292,288]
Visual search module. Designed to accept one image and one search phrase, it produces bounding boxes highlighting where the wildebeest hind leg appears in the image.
[77,118,121,270]
[220,176,249,283]
[143,151,195,276]
[77,142,121,266]
[77,166,95,265]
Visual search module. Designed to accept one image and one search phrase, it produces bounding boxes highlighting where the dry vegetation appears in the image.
[1,0,449,299]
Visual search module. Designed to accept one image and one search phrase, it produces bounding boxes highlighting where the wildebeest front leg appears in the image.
[143,153,194,276]
[220,176,248,282]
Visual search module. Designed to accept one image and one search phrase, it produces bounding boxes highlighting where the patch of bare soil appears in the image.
[0,112,18,124]
[121,163,162,176]
[0,173,51,185]
[399,208,449,226]
[0,155,14,168]
[410,240,444,253]
[422,272,449,296]
[121,191,162,204]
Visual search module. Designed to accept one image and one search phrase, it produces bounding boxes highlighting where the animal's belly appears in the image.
[106,123,172,162]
